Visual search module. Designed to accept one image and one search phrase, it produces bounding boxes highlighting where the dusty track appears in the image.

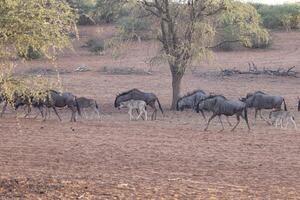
[0,27,300,199]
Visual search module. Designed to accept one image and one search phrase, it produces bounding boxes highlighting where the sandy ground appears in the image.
[0,26,300,199]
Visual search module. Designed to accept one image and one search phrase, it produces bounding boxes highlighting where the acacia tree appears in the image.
[0,0,77,103]
[138,0,269,109]
[0,0,77,59]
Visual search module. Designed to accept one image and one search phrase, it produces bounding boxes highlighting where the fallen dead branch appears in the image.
[220,62,298,77]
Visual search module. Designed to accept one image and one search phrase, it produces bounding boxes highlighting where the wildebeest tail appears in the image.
[176,100,179,111]
[244,107,250,130]
[156,98,164,114]
[75,97,82,116]
[195,102,200,113]
[283,98,287,111]
[95,101,101,112]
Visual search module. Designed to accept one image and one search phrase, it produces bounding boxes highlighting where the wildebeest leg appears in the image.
[135,108,144,120]
[45,107,51,120]
[33,106,44,119]
[254,109,258,124]
[231,115,241,131]
[82,109,87,119]
[200,110,206,121]
[259,110,271,125]
[52,107,62,121]
[226,116,232,126]
[69,106,77,122]
[0,101,8,117]
[24,105,31,118]
[280,118,284,129]
[275,118,279,128]
[218,116,224,132]
[149,102,157,120]
[144,107,148,121]
[93,106,101,120]
[128,107,133,121]
[288,117,297,130]
[136,108,143,120]
[204,113,217,131]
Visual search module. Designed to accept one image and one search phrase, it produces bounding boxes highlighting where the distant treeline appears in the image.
[68,0,300,31]
[251,3,300,30]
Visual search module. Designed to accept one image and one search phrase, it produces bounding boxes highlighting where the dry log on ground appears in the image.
[220,62,298,77]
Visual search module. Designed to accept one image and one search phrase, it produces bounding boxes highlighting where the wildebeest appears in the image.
[44,90,81,122]
[240,91,287,124]
[176,90,207,111]
[0,92,8,117]
[114,88,163,120]
[14,94,45,118]
[119,100,147,121]
[198,95,250,131]
[298,97,300,111]
[0,92,38,117]
[196,94,233,126]
[13,90,81,122]
[76,97,100,120]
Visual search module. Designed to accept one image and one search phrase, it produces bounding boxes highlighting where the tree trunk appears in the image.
[171,71,183,110]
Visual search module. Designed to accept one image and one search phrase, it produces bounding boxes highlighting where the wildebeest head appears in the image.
[176,97,192,111]
[176,90,207,111]
[114,89,142,108]
[114,94,130,108]
[239,97,246,102]
[14,95,28,110]
[241,91,266,108]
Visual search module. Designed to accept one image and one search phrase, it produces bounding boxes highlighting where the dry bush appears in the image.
[0,64,60,105]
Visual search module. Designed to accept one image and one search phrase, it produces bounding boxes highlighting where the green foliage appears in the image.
[252,3,300,30]
[0,64,58,105]
[0,0,77,59]
[116,16,153,41]
[67,0,96,25]
[18,46,44,60]
[216,2,270,50]
[93,0,126,23]
[85,38,105,53]
[67,0,96,14]
[0,0,75,104]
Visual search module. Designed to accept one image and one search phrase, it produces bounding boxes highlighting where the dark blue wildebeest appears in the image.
[197,95,250,132]
[176,89,207,112]
[196,94,233,126]
[114,88,163,120]
[14,90,81,122]
[240,91,287,124]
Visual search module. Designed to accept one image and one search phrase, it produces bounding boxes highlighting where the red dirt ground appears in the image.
[0,26,300,199]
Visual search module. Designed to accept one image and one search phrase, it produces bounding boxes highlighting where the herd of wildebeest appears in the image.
[0,88,299,131]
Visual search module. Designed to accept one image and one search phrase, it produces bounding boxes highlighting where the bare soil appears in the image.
[0,26,300,199]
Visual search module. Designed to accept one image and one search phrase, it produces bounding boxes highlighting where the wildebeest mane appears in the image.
[115,88,141,99]
[177,89,205,102]
[200,94,226,102]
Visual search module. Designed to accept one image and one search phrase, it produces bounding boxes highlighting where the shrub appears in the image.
[92,0,127,23]
[249,35,272,49]
[18,46,43,60]
[116,16,153,41]
[252,3,300,30]
[85,38,105,53]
